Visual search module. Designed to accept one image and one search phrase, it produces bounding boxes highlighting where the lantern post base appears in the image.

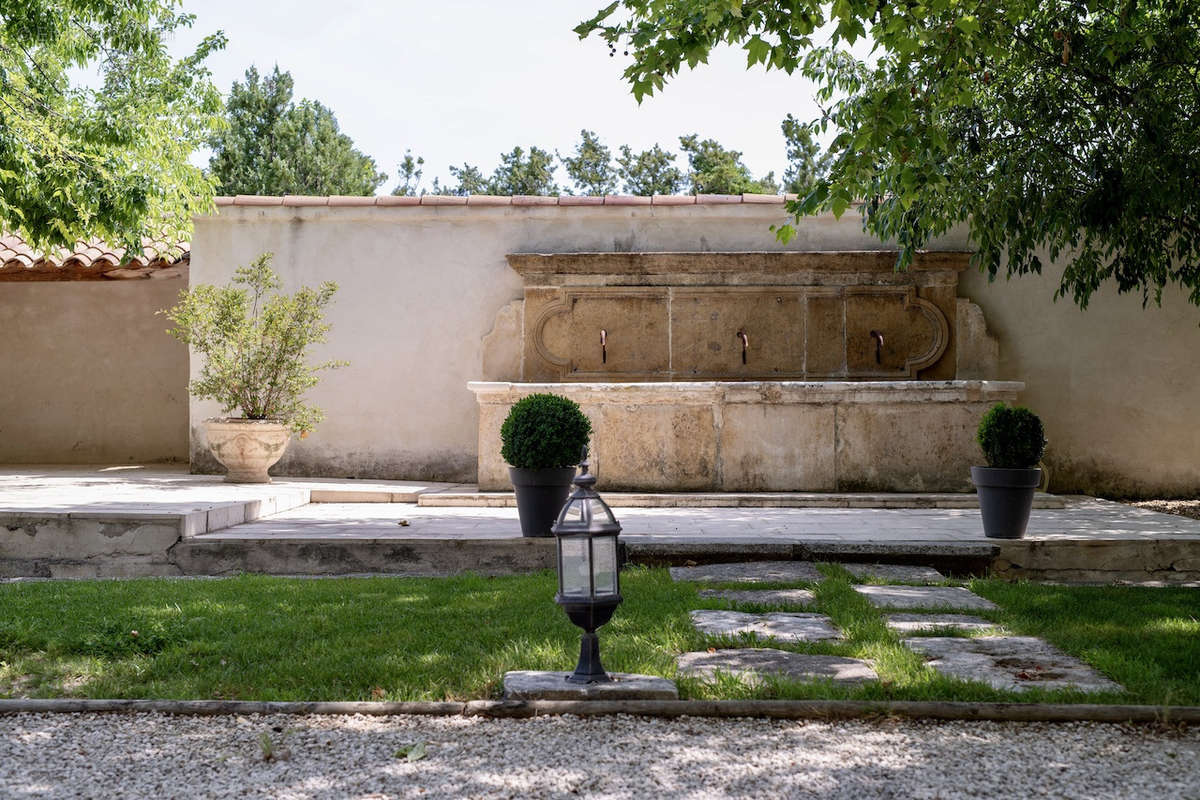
[565,630,611,684]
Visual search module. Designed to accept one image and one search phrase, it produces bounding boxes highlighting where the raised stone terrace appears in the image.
[1,465,1198,583]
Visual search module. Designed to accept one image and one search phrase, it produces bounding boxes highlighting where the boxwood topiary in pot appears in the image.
[971,403,1047,539]
[501,393,592,538]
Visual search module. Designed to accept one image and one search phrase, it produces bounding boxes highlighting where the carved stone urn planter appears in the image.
[203,419,291,483]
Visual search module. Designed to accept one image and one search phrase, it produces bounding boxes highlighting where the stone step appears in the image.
[698,588,816,608]
[171,536,554,577]
[418,491,1066,510]
[677,648,878,687]
[903,635,1123,693]
[690,610,843,642]
[854,585,999,611]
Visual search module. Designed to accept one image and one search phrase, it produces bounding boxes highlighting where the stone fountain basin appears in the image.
[469,380,1023,493]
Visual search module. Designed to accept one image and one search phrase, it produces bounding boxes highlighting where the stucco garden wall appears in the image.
[959,267,1200,497]
[189,200,1200,496]
[0,280,189,463]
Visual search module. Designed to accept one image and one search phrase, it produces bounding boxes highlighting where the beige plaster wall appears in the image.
[190,205,907,481]
[959,267,1200,497]
[191,204,1199,496]
[0,280,189,463]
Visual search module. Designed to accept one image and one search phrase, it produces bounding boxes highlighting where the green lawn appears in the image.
[0,569,1196,704]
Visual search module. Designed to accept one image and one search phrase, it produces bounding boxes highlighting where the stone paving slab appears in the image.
[698,588,815,607]
[677,648,877,686]
[841,563,945,583]
[669,561,822,584]
[903,636,1124,694]
[502,671,678,700]
[690,610,842,642]
[885,613,1001,634]
[853,585,998,611]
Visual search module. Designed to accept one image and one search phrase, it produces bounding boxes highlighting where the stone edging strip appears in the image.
[1,698,1196,724]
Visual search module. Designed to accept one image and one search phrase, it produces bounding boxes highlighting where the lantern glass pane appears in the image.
[559,498,584,524]
[592,535,618,596]
[559,536,591,598]
[584,498,618,527]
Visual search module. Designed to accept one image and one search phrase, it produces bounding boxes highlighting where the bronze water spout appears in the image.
[870,330,884,364]
[736,330,749,365]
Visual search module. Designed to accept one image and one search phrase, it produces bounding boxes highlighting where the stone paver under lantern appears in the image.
[854,585,998,611]
[689,610,843,643]
[841,563,945,583]
[669,561,822,584]
[885,613,1001,634]
[677,648,877,686]
[903,636,1124,693]
[698,588,815,607]
[502,671,678,701]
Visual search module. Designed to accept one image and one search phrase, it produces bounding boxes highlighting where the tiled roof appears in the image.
[215,193,800,208]
[0,234,189,281]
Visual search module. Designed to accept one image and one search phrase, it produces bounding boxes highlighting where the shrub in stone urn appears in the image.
[501,393,592,537]
[971,403,1046,539]
[163,252,345,483]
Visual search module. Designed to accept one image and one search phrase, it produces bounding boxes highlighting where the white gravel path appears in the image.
[1,712,1197,799]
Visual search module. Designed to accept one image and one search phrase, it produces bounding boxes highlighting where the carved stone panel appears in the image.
[510,252,964,381]
[844,288,949,378]
[532,288,670,380]
[672,290,806,378]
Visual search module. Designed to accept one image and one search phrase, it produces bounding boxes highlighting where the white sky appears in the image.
[174,0,829,194]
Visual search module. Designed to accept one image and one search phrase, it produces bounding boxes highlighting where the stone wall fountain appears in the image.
[469,251,1020,492]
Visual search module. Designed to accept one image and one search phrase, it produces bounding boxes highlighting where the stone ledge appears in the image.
[468,380,1024,406]
[502,671,678,701]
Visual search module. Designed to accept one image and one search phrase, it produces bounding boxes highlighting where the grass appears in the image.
[0,569,1197,704]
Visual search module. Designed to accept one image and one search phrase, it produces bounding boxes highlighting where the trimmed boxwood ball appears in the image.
[501,393,592,469]
[977,403,1046,469]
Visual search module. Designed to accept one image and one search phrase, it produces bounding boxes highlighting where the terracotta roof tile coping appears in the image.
[213,194,803,208]
[0,233,189,279]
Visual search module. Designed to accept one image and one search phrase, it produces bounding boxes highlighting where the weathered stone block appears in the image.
[719,404,836,492]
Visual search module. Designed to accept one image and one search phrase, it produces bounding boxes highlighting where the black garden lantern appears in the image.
[551,450,622,684]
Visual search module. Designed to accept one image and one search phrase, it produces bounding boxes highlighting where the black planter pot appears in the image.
[509,466,577,538]
[971,466,1042,539]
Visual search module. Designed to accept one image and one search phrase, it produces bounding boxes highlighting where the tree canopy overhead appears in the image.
[0,0,225,252]
[578,0,1200,308]
[208,65,386,197]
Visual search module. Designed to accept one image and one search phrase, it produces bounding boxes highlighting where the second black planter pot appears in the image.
[509,466,577,538]
[970,466,1042,539]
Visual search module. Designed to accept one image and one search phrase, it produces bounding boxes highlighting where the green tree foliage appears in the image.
[560,129,618,195]
[781,113,830,195]
[678,134,778,194]
[209,66,386,196]
[487,145,559,195]
[578,1,1200,308]
[616,143,684,195]
[162,253,345,435]
[429,164,488,196]
[0,1,225,252]
[391,150,424,196]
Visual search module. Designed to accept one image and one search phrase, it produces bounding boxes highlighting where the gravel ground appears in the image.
[1,713,1198,799]
[1131,500,1200,522]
